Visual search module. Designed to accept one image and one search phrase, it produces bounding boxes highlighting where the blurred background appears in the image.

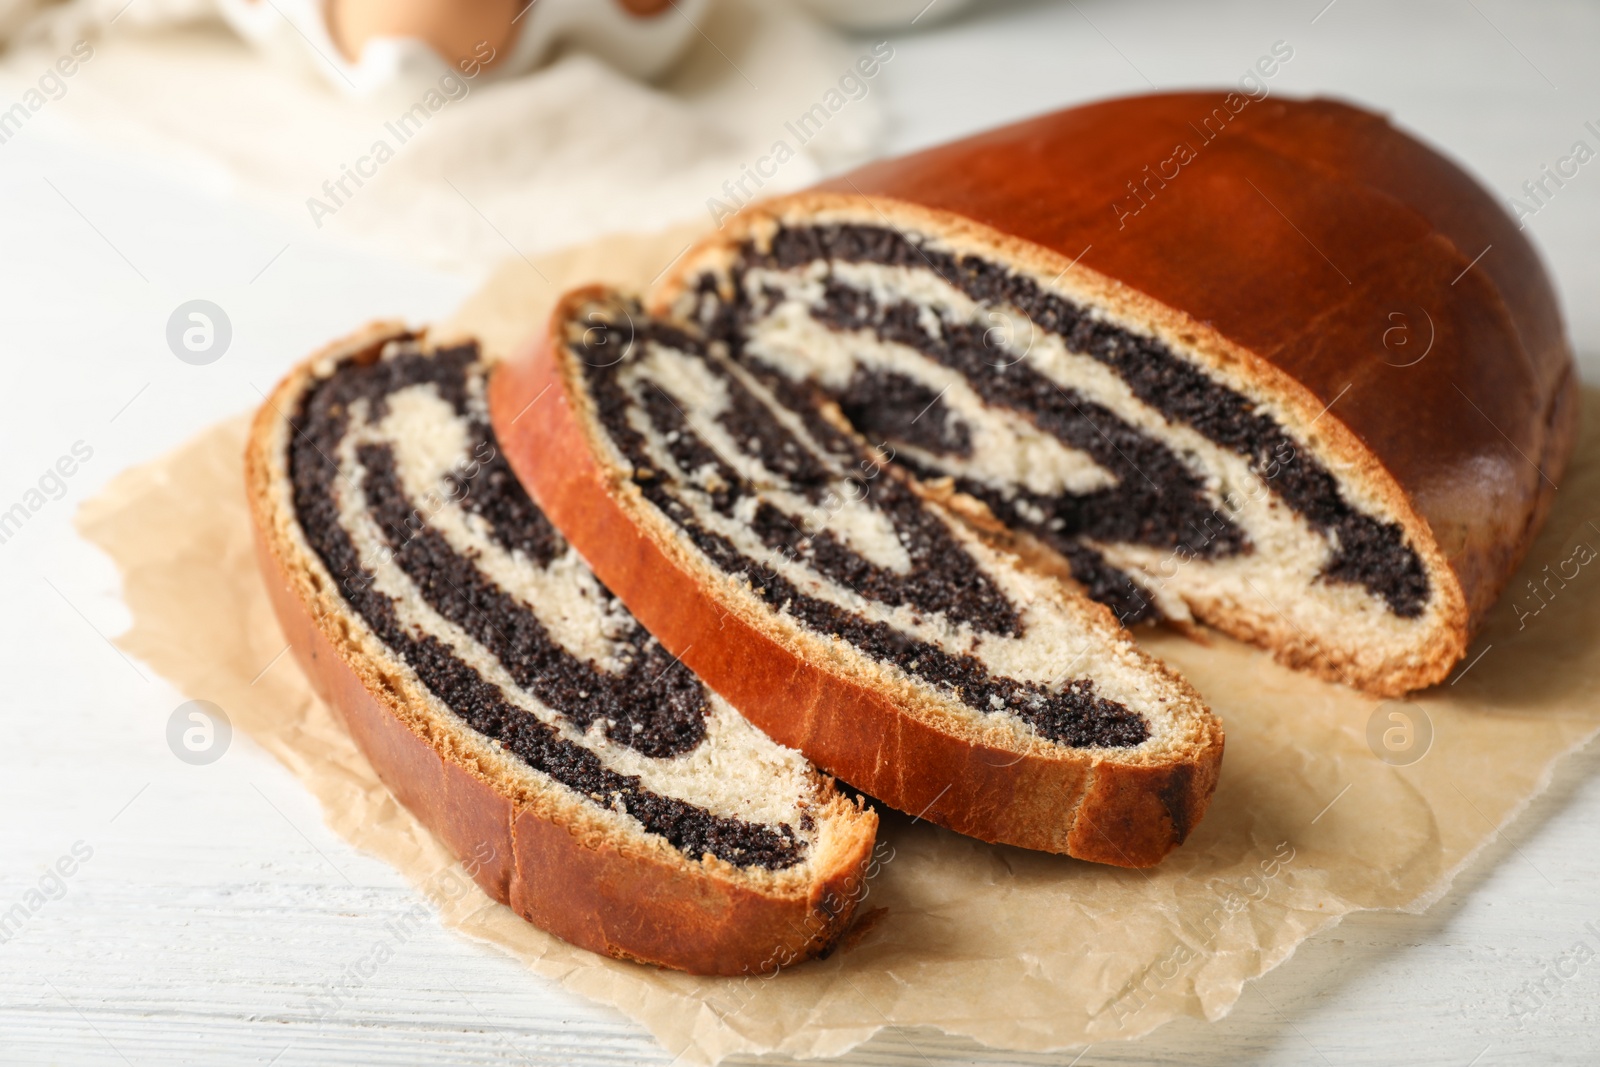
[2,1,1598,1063]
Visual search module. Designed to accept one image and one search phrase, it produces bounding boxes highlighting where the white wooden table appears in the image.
[3,1,1598,1063]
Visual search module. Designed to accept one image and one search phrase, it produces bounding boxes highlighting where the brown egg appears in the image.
[328,0,520,70]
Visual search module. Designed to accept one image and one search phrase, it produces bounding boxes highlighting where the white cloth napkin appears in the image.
[0,0,884,273]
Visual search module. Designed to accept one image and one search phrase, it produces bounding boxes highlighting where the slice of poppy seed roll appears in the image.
[246,324,877,975]
[491,289,1225,867]
[656,94,1578,697]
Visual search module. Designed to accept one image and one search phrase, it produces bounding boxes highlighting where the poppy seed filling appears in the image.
[287,342,808,870]
[692,223,1430,622]
[572,312,1151,749]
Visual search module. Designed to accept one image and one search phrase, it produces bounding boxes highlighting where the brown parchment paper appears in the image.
[76,226,1600,1064]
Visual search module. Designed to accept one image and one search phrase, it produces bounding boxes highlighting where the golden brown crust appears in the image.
[489,291,1224,867]
[244,325,875,976]
[658,93,1578,695]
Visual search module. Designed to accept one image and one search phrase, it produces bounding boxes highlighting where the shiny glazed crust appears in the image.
[489,290,1225,868]
[656,93,1579,695]
[244,323,877,976]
